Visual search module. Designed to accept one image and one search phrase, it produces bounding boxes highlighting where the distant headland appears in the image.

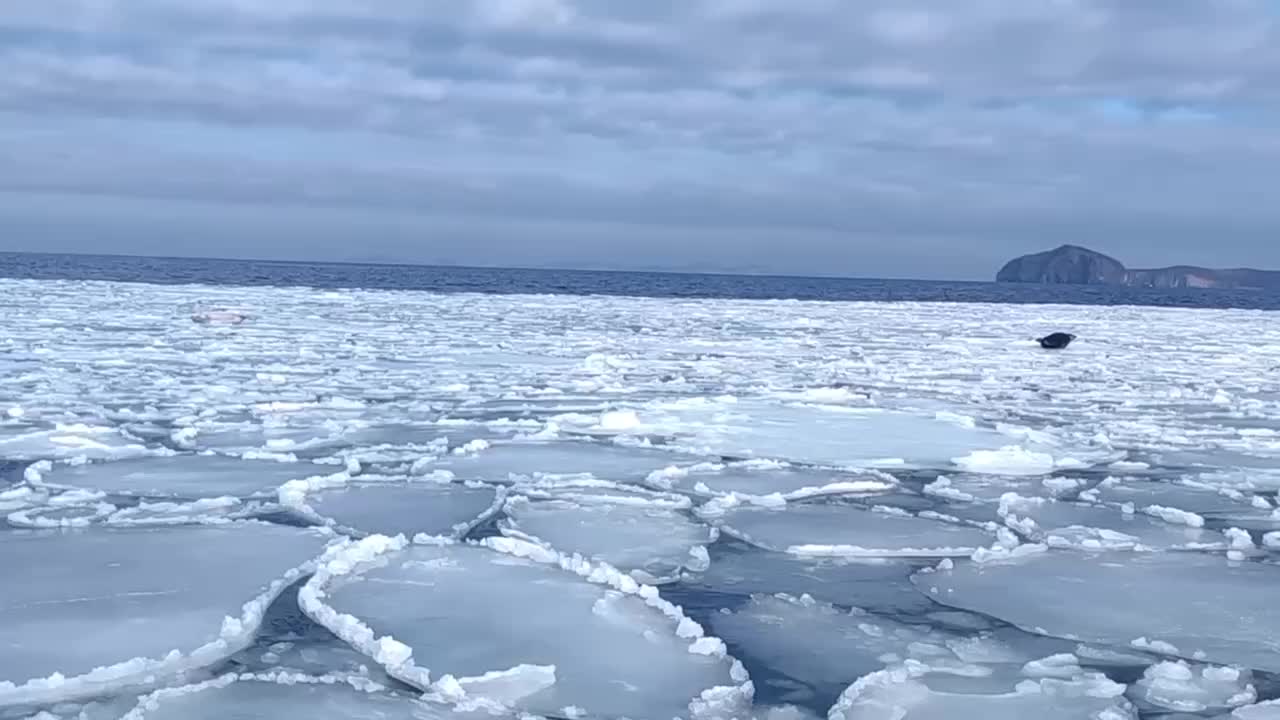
[996,245,1280,290]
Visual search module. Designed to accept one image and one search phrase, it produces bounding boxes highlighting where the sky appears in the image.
[1,1,1278,280]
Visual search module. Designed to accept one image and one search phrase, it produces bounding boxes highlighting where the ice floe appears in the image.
[429,440,693,485]
[299,535,751,719]
[290,481,502,540]
[916,550,1280,672]
[500,491,714,584]
[828,660,1136,720]
[0,522,333,708]
[701,499,996,558]
[645,459,896,502]
[119,671,485,720]
[33,455,347,500]
[612,397,1086,471]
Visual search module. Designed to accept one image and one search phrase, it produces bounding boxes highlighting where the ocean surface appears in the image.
[1,251,1279,720]
[2,251,1279,309]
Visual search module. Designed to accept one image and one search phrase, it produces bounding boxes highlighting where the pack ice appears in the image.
[300,536,750,719]
[0,523,332,707]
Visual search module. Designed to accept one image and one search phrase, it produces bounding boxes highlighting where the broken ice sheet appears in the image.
[34,455,345,500]
[0,523,333,708]
[915,550,1280,672]
[828,662,1136,720]
[703,500,996,558]
[500,492,714,583]
[119,672,489,720]
[302,538,747,719]
[299,482,501,540]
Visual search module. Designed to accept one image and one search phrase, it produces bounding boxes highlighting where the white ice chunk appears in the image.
[915,550,1280,671]
[1133,660,1256,713]
[300,537,749,719]
[953,447,1058,476]
[501,494,714,583]
[301,482,501,540]
[0,523,333,707]
[704,501,995,558]
[35,455,346,500]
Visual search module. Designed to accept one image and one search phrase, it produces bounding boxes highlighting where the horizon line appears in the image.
[0,248,970,285]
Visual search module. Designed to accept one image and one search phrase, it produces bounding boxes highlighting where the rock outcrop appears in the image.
[996,245,1127,285]
[996,245,1280,290]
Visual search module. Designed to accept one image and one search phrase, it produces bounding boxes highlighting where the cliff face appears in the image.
[996,245,1280,290]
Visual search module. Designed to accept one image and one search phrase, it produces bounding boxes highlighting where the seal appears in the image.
[1037,332,1075,349]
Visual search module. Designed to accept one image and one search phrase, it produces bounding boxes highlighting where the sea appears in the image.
[1,251,1279,720]
[2,251,1279,310]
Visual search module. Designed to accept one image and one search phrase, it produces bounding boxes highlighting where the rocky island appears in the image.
[996,245,1280,290]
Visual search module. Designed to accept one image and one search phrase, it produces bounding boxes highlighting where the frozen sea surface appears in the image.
[3,278,1280,719]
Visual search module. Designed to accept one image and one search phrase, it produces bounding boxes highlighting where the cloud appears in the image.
[0,0,1278,276]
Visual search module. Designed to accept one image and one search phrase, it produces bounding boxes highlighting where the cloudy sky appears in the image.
[1,1,1278,279]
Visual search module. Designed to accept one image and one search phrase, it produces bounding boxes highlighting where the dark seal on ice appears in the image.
[1037,332,1076,349]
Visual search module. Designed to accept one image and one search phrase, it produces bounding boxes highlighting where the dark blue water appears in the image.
[3,252,1279,310]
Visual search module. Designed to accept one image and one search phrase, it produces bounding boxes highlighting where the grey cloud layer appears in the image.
[1,0,1278,274]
